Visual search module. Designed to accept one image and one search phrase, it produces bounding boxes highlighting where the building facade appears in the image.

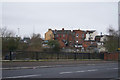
[45,29,54,40]
[53,28,74,48]
[85,30,97,41]
[45,28,102,52]
[95,35,108,52]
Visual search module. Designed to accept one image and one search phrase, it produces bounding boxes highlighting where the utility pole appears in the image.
[100,32,102,45]
[118,2,120,79]
[18,28,20,37]
[33,25,35,34]
[118,2,120,59]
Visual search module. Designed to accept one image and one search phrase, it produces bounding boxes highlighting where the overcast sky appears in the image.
[1,2,118,38]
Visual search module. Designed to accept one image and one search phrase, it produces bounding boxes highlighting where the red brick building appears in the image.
[73,29,86,48]
[53,28,74,48]
[45,28,98,52]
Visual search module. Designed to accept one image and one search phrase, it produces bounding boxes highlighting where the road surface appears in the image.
[2,62,119,79]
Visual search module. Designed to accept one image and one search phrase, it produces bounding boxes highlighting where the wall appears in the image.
[45,29,54,40]
[104,52,119,61]
[73,30,86,44]
[85,31,97,41]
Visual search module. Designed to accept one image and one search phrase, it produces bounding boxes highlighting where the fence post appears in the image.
[9,51,12,61]
[88,53,90,60]
[74,53,77,60]
[36,52,39,61]
[82,53,83,60]
[57,52,59,60]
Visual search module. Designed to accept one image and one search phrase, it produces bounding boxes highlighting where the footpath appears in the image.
[2,60,117,70]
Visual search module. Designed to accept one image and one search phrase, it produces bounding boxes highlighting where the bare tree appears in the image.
[0,27,15,37]
[104,27,119,52]
[27,33,43,51]
[1,27,19,52]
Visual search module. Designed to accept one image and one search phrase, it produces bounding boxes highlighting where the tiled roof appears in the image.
[86,30,96,33]
[52,30,71,34]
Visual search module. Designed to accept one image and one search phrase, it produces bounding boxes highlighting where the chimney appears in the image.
[101,32,102,35]
[62,28,64,31]
[48,29,51,31]
[55,29,57,31]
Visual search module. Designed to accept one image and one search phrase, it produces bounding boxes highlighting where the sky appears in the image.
[1,2,118,38]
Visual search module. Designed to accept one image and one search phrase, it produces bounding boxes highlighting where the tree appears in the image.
[104,27,119,52]
[48,40,60,52]
[3,37,20,51]
[0,27,19,51]
[17,37,29,51]
[0,27,15,37]
[27,33,43,51]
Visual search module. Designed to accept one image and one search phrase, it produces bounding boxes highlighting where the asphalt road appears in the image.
[2,62,118,79]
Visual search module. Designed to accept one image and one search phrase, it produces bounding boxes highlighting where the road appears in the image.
[2,62,118,79]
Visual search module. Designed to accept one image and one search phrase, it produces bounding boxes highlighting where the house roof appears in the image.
[52,30,71,34]
[73,29,85,32]
[86,30,96,33]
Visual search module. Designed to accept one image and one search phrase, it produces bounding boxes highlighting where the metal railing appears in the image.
[2,51,104,61]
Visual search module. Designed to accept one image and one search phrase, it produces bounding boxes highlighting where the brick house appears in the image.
[45,28,98,52]
[45,29,54,40]
[53,28,75,48]
[73,29,86,50]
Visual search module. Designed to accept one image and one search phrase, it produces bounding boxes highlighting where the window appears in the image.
[63,34,65,37]
[62,39,65,42]
[76,34,79,37]
[56,35,58,37]
[82,34,84,38]
[86,43,88,45]
[91,42,93,44]
[60,35,61,38]
[76,40,78,43]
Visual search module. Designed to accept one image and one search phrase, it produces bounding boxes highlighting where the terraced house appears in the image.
[45,28,98,52]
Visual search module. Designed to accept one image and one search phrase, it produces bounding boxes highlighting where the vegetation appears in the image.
[27,33,43,51]
[2,37,20,51]
[48,40,60,52]
[104,27,119,52]
[0,27,43,52]
[0,27,19,51]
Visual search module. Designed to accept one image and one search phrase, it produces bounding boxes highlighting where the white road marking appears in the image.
[1,67,34,70]
[87,69,98,72]
[59,72,73,74]
[40,66,51,68]
[1,66,52,70]
[107,68,118,70]
[60,69,98,74]
[113,68,118,70]
[76,71,86,72]
[3,74,41,78]
[87,64,95,65]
